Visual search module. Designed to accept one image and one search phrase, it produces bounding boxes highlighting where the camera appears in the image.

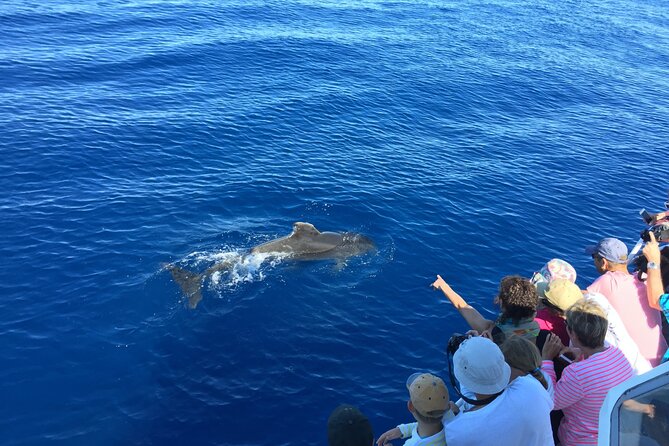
[632,254,648,274]
[446,333,469,355]
[640,223,669,243]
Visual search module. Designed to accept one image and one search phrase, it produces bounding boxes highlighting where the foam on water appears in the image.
[176,249,289,290]
[2,0,669,444]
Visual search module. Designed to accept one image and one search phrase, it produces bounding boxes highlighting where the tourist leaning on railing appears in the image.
[376,373,450,446]
[431,275,540,343]
[585,237,667,366]
[446,337,554,446]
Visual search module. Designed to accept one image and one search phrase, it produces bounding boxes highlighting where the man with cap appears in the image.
[376,373,450,446]
[328,404,374,446]
[445,337,554,446]
[586,237,667,366]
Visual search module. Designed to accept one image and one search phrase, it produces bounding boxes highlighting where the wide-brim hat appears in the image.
[454,337,510,395]
[531,258,577,298]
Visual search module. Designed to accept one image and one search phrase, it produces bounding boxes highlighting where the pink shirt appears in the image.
[542,346,633,446]
[535,308,570,345]
[587,271,667,366]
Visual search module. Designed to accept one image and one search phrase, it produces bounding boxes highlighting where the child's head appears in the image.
[500,335,548,389]
[406,373,449,423]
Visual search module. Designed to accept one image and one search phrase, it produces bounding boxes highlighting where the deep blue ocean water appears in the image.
[1,0,668,444]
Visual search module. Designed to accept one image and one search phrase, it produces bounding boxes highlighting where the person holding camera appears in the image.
[585,237,667,366]
[445,336,554,446]
[431,275,540,343]
[642,231,669,364]
[541,300,634,446]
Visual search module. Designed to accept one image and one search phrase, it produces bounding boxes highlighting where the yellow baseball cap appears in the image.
[406,373,449,419]
[544,279,583,312]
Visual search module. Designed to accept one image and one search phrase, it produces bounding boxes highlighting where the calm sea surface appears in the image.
[1,0,668,444]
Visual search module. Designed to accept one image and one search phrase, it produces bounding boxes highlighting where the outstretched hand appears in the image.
[376,427,401,446]
[431,275,450,292]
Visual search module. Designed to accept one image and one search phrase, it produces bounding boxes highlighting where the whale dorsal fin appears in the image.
[291,222,321,238]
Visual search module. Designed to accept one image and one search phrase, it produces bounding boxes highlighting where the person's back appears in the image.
[587,270,666,366]
[543,345,632,445]
[583,291,652,374]
[445,375,553,446]
[535,307,570,345]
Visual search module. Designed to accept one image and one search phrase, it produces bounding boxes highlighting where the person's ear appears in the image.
[601,258,610,270]
[407,400,414,413]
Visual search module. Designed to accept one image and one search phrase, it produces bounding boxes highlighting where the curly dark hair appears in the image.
[496,276,539,325]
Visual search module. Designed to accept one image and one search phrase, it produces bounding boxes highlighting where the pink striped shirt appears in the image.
[542,346,633,446]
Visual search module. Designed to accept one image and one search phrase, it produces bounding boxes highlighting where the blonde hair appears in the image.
[500,335,548,390]
[565,300,608,349]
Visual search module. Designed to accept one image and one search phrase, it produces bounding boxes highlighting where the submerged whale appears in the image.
[168,222,375,308]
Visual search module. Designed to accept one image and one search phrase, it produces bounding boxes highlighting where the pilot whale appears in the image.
[168,222,375,308]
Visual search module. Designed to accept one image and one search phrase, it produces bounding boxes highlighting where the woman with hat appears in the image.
[531,259,578,346]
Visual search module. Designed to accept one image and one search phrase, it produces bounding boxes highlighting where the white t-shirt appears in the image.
[446,375,554,446]
[583,292,652,375]
[454,371,553,412]
[397,423,445,446]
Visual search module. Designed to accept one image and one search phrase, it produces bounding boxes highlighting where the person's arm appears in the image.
[376,426,405,446]
[652,211,668,223]
[541,334,583,409]
[642,232,663,310]
[541,359,583,410]
[431,275,495,333]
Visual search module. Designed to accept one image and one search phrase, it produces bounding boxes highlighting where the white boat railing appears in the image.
[598,361,669,446]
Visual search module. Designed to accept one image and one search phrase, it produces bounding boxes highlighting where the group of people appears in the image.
[327,208,669,446]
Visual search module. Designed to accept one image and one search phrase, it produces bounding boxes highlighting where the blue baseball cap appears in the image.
[585,237,628,264]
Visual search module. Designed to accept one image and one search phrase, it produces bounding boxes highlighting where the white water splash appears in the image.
[181,250,291,291]
[184,250,241,267]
